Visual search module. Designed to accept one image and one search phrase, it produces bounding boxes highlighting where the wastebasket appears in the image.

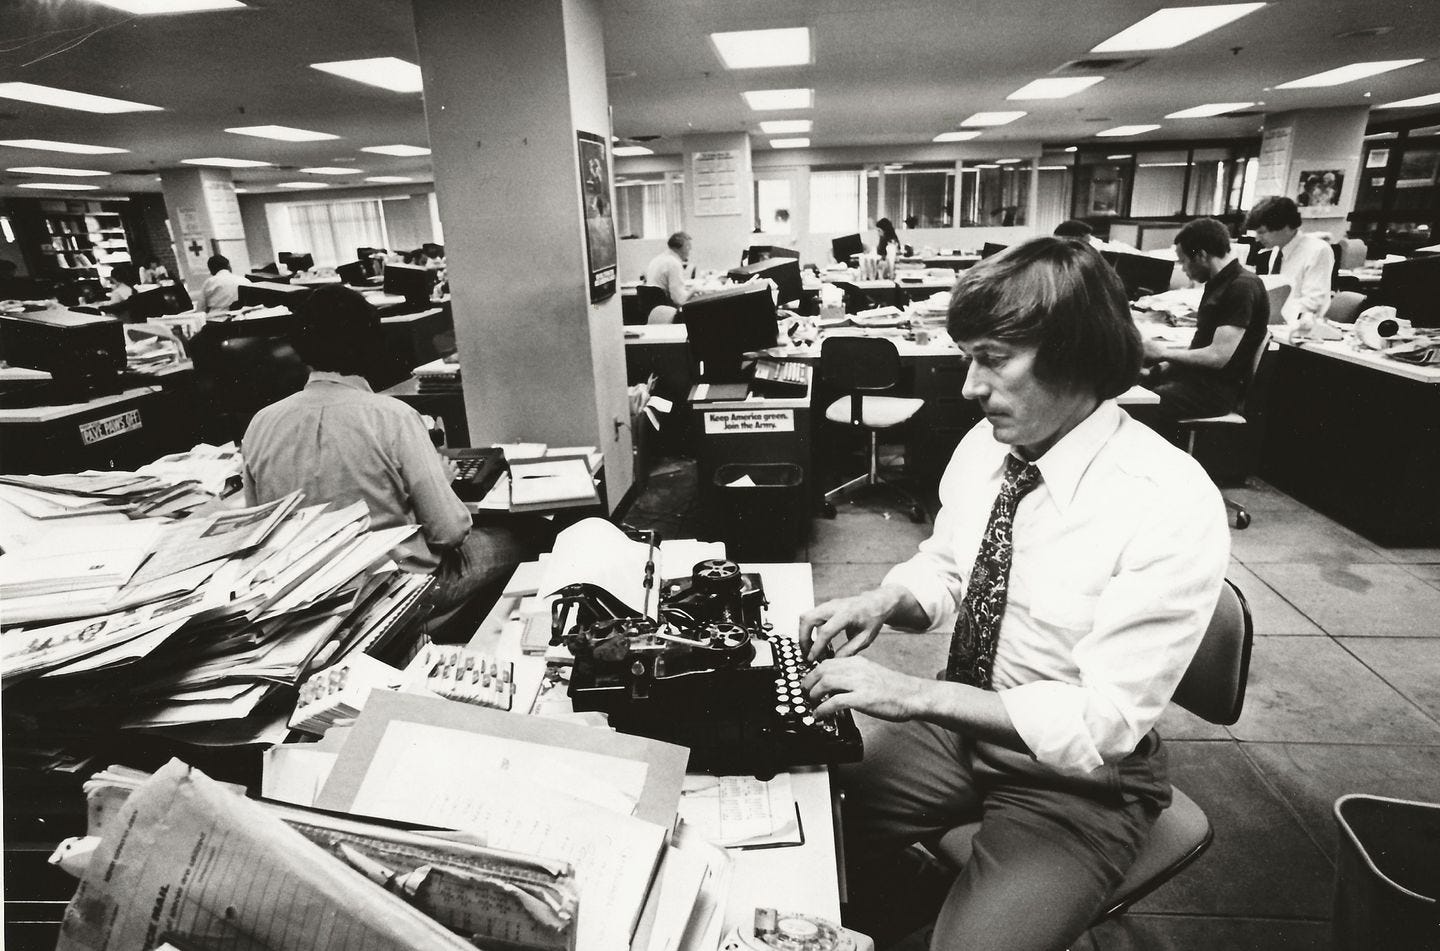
[1333,794,1440,950]
[711,462,805,563]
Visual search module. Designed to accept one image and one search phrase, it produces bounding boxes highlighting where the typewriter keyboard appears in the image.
[771,636,840,734]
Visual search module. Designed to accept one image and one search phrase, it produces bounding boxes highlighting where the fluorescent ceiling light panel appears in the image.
[7,166,108,176]
[1140,161,1190,167]
[742,88,813,110]
[1165,101,1256,118]
[1107,154,1133,160]
[1097,124,1161,136]
[759,119,812,134]
[0,139,127,155]
[300,167,363,175]
[1064,146,1078,152]
[613,145,653,156]
[365,176,413,183]
[17,182,101,190]
[933,131,982,142]
[1092,3,1265,52]
[710,28,811,69]
[182,157,271,168]
[994,158,1022,164]
[360,144,430,156]
[1378,92,1440,109]
[87,0,246,12]
[769,138,810,149]
[311,58,423,94]
[973,164,999,169]
[226,125,338,142]
[962,111,1026,127]
[275,181,329,189]
[0,82,161,114]
[1007,77,1104,99]
[1277,59,1423,89]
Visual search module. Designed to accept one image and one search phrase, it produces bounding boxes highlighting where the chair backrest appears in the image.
[1265,283,1292,325]
[1324,290,1368,324]
[1172,578,1253,725]
[1339,237,1369,270]
[636,284,671,322]
[820,335,902,393]
[1234,331,1272,417]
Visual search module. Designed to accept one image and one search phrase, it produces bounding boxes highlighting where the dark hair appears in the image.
[292,284,384,376]
[109,263,138,287]
[667,231,690,251]
[947,236,1142,400]
[876,217,899,241]
[1053,219,1094,239]
[1245,195,1302,232]
[207,254,230,275]
[1174,218,1231,258]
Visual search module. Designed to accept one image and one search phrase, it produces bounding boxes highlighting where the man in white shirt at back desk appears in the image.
[198,254,244,314]
[1246,195,1333,323]
[642,231,693,311]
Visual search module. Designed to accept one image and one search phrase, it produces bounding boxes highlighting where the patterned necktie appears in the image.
[946,455,1043,688]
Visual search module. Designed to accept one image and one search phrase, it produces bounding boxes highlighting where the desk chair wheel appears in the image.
[822,500,838,519]
[909,504,926,524]
[1231,502,1251,531]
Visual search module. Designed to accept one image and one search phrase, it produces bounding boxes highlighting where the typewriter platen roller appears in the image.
[553,558,862,777]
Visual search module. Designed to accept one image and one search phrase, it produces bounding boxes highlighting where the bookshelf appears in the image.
[35,201,133,281]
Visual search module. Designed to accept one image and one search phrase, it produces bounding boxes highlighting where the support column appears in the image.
[1255,106,1370,238]
[412,0,632,508]
[681,132,755,274]
[156,167,250,291]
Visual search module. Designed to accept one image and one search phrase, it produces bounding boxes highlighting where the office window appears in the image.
[959,160,1029,227]
[809,169,864,234]
[869,164,954,229]
[1185,148,1230,217]
[615,172,683,239]
[1034,156,1074,234]
[285,199,388,268]
[754,178,793,235]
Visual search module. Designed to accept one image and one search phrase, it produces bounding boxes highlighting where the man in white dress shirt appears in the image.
[642,232,692,309]
[198,254,244,314]
[1246,196,1334,323]
[799,237,1230,951]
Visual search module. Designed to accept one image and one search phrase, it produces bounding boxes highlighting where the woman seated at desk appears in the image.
[242,284,540,642]
[100,263,139,320]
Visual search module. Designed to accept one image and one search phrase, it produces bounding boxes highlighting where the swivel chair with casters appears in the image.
[818,336,926,523]
[1176,332,1272,530]
[927,577,1254,928]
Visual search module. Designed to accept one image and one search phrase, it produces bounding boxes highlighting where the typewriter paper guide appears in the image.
[538,518,654,615]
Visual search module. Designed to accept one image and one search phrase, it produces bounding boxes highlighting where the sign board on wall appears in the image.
[1254,126,1294,199]
[692,149,742,217]
[577,130,617,303]
[703,408,795,434]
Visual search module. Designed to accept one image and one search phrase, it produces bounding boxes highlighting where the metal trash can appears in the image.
[1333,794,1440,950]
[711,462,805,563]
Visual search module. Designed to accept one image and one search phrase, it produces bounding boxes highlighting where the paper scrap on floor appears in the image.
[677,773,802,849]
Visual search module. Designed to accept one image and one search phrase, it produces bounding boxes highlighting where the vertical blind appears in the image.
[809,170,862,234]
[285,199,389,267]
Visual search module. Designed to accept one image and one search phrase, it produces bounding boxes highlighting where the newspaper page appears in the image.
[56,758,474,951]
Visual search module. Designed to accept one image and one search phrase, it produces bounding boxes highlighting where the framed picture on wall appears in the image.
[577,130,617,303]
[1295,168,1344,216]
[1090,181,1119,214]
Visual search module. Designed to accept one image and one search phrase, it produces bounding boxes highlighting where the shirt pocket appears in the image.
[1026,589,1100,631]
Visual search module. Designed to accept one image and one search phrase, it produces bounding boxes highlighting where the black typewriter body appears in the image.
[552,559,863,777]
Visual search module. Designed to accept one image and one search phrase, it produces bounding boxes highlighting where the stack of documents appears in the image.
[1,490,436,764]
[414,356,462,392]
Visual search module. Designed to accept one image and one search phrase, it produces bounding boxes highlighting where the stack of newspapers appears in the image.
[1,484,434,770]
[50,691,733,951]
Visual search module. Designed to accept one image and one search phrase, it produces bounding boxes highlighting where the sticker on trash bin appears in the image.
[703,409,794,434]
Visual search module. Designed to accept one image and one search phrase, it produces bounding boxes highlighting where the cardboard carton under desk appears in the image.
[689,379,813,518]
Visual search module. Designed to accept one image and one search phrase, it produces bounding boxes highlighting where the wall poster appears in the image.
[577,130,617,303]
[692,149,742,217]
[1295,168,1345,216]
[1253,126,1294,199]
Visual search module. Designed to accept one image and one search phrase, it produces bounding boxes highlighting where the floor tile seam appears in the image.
[1104,911,1333,923]
[1329,638,1440,732]
[1225,562,1333,632]
[1232,738,1440,748]
[1233,741,1339,867]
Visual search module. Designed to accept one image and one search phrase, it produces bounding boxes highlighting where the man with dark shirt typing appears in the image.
[1142,217,1269,429]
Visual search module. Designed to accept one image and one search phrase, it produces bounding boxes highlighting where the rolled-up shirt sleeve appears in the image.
[998,486,1230,773]
[881,446,981,634]
[394,411,471,550]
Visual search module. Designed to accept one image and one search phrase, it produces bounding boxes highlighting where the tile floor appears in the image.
[626,461,1440,951]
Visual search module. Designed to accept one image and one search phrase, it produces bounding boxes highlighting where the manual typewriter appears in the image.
[551,557,863,777]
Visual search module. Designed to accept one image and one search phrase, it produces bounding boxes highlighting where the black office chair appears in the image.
[1177,332,1272,530]
[818,336,926,523]
[635,284,674,324]
[928,578,1253,927]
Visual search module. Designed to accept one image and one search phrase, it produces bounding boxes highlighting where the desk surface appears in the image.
[1276,335,1440,384]
[0,385,160,423]
[469,560,841,932]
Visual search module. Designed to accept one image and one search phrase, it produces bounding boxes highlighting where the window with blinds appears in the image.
[284,199,389,267]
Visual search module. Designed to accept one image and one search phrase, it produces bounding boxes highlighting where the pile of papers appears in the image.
[1,489,435,768]
[414,356,461,393]
[50,692,734,951]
